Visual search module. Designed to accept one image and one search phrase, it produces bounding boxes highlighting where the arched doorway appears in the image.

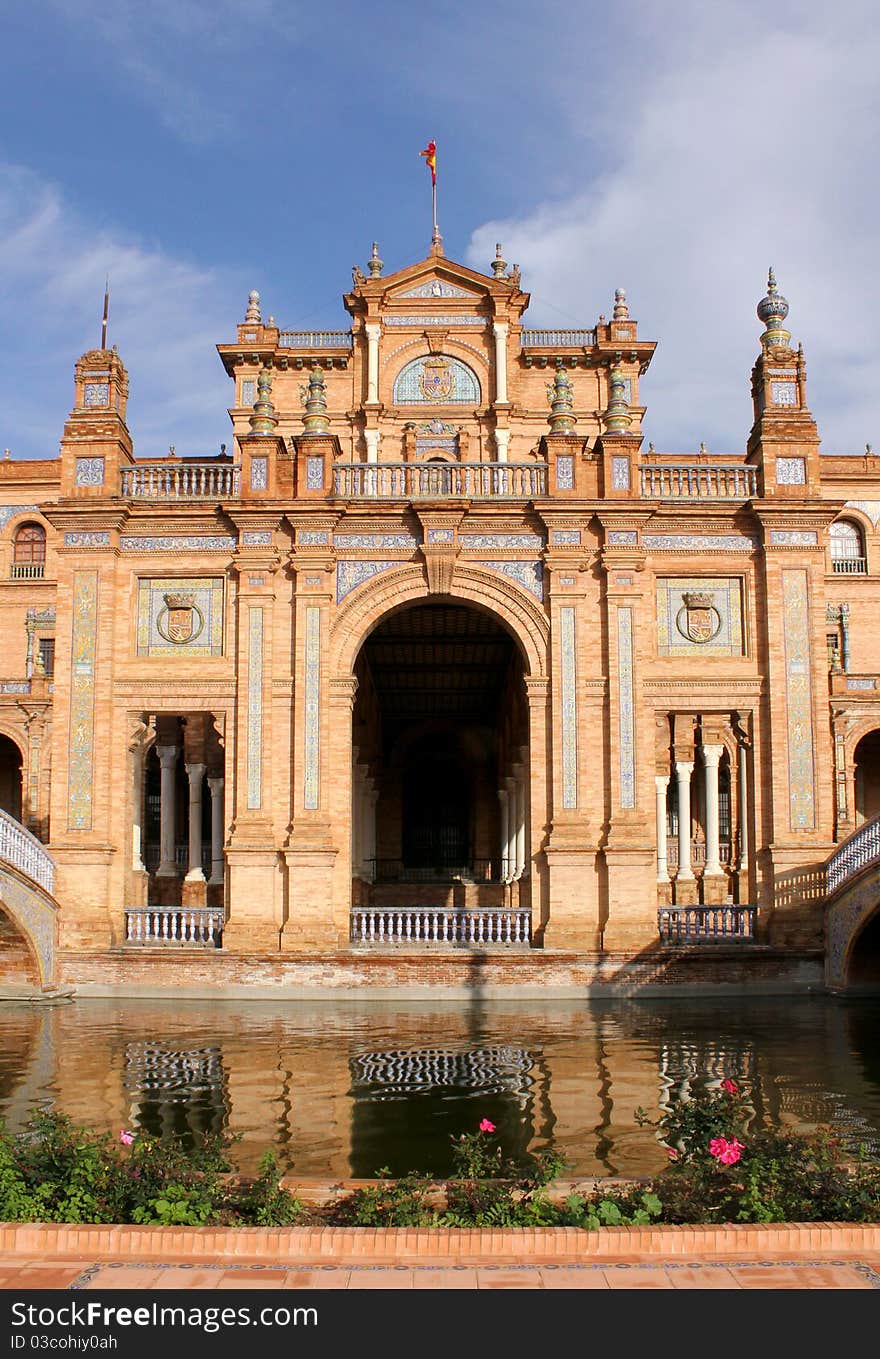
[351,600,530,916]
[846,909,880,989]
[0,734,23,821]
[854,729,880,825]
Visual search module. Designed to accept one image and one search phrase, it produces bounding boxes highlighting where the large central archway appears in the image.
[350,600,531,916]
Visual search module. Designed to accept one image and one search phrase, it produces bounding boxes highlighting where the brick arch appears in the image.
[826,865,880,990]
[0,866,58,990]
[328,563,549,679]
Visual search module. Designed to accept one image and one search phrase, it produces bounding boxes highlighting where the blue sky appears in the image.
[1,0,877,461]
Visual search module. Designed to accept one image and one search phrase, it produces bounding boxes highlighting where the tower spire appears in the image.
[101,275,109,350]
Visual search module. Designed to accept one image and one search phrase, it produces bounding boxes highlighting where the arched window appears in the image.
[12,524,46,578]
[393,354,480,405]
[829,519,866,574]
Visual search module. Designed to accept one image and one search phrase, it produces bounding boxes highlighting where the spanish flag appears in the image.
[420,140,437,185]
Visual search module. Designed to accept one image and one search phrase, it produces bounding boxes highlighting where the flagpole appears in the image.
[101,275,109,349]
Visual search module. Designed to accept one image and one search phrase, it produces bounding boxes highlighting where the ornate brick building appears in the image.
[1,239,879,995]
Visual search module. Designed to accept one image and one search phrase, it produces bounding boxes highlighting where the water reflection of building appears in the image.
[123,1042,229,1142]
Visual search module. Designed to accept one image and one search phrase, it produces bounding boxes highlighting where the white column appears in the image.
[208,776,225,885]
[493,322,509,404]
[498,787,509,881]
[132,744,146,873]
[737,743,749,874]
[701,745,724,876]
[185,762,206,882]
[514,761,526,879]
[675,760,695,880]
[495,428,510,463]
[156,745,179,877]
[364,428,380,464]
[367,785,378,877]
[655,774,670,882]
[365,323,381,404]
[505,775,517,882]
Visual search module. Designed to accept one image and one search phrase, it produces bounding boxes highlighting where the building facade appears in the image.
[1,239,879,994]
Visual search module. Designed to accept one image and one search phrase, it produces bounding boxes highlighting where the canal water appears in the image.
[1,995,879,1179]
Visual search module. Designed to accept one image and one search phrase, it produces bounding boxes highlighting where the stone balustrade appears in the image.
[639,464,758,499]
[351,907,532,946]
[0,809,55,894]
[657,905,757,943]
[334,462,548,500]
[120,464,241,500]
[124,908,225,946]
[826,814,880,894]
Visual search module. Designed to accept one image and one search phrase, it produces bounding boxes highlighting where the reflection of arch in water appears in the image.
[0,1004,59,1135]
[124,1043,229,1143]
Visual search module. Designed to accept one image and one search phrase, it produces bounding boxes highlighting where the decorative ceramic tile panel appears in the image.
[551,530,581,545]
[250,457,268,490]
[83,382,109,407]
[74,458,105,486]
[845,501,880,527]
[0,505,39,529]
[336,560,400,602]
[299,531,329,545]
[769,530,818,546]
[335,534,417,548]
[0,874,55,986]
[385,314,484,327]
[64,532,110,548]
[617,606,635,809]
[782,569,816,830]
[306,456,324,489]
[560,607,577,809]
[643,534,758,551]
[771,381,797,405]
[656,577,744,657]
[846,678,876,689]
[246,607,263,810]
[476,560,544,600]
[460,534,544,549]
[555,456,574,490]
[397,281,476,298]
[303,607,320,810]
[776,457,806,484]
[241,531,272,546]
[240,379,256,405]
[426,529,454,543]
[136,577,224,657]
[608,531,638,545]
[393,355,480,404]
[68,571,98,830]
[0,681,29,694]
[120,536,235,552]
[611,456,630,490]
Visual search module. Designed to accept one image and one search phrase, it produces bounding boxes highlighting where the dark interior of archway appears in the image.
[848,911,880,988]
[855,730,880,824]
[356,603,523,879]
[0,735,23,821]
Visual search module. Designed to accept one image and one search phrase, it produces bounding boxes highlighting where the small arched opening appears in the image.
[0,734,23,821]
[846,908,880,989]
[853,729,880,826]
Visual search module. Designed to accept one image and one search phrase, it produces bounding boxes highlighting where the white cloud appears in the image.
[0,163,245,460]
[467,1,880,453]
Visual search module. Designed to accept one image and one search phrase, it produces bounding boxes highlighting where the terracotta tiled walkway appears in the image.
[1,1257,879,1289]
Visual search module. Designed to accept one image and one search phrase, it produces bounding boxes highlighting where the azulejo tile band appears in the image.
[617,607,635,808]
[303,607,320,811]
[607,531,638,545]
[120,536,236,552]
[241,531,272,546]
[246,607,263,811]
[555,456,574,490]
[0,874,55,986]
[397,281,475,298]
[426,529,454,543]
[560,606,577,809]
[550,530,581,545]
[776,456,806,485]
[643,534,758,551]
[476,560,544,600]
[0,505,39,529]
[250,457,268,491]
[336,560,401,602]
[460,534,544,549]
[385,314,484,327]
[68,571,98,830]
[299,531,329,545]
[782,568,816,831]
[74,457,105,487]
[335,534,417,548]
[845,500,880,526]
[769,530,818,546]
[306,457,324,489]
[64,532,110,548]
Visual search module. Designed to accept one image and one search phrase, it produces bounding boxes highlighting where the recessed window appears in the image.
[829,519,866,575]
[12,524,46,579]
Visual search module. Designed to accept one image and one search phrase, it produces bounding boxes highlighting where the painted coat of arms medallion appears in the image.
[676,590,721,644]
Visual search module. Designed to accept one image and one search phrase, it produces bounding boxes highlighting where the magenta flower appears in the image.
[479,1118,496,1133]
[721,1078,739,1095]
[667,1148,679,1160]
[119,1129,135,1146]
[709,1136,744,1165]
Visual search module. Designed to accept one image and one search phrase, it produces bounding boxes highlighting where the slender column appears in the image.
[505,774,518,881]
[701,745,723,876]
[655,774,670,882]
[185,762,206,881]
[155,745,179,877]
[498,787,509,881]
[493,322,509,404]
[514,762,526,879]
[132,743,146,873]
[365,323,381,404]
[364,428,380,464]
[737,744,749,873]
[495,428,510,463]
[367,785,378,877]
[208,776,225,885]
[674,760,694,880]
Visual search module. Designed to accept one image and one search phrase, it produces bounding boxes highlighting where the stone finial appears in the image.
[491,243,508,279]
[699,441,708,455]
[267,315,275,327]
[249,365,278,435]
[3,448,9,460]
[245,290,261,324]
[757,266,790,348]
[613,288,629,320]
[604,365,632,433]
[508,263,521,289]
[352,263,367,287]
[368,242,384,278]
[546,361,577,434]
[300,364,331,437]
[868,443,875,456]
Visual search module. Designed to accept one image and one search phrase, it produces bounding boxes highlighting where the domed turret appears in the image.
[757,268,790,348]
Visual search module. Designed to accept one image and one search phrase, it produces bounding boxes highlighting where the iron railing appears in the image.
[334,462,547,499]
[351,907,531,946]
[658,905,757,943]
[0,809,54,894]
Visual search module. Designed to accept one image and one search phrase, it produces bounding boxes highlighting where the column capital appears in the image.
[208,776,225,795]
[492,321,509,338]
[700,743,724,769]
[655,773,670,791]
[156,744,178,769]
[185,761,206,780]
[364,322,382,339]
[675,759,694,777]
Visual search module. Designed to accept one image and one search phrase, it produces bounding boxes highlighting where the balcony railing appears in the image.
[351,907,531,947]
[10,563,45,580]
[278,331,353,349]
[639,464,757,499]
[124,908,224,947]
[120,463,241,500]
[658,905,757,943]
[826,814,880,894]
[334,462,547,500]
[831,557,867,575]
[367,858,503,884]
[521,329,596,348]
[666,840,733,870]
[0,809,54,894]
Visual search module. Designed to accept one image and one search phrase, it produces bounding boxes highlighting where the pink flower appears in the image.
[709,1136,744,1165]
[119,1129,135,1146]
[721,1079,739,1095]
[479,1118,496,1133]
[667,1148,679,1160]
